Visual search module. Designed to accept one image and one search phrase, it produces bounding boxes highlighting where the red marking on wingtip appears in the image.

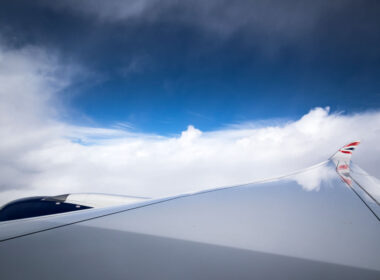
[341,177,352,186]
[344,141,360,148]
[338,164,349,170]
[340,150,352,154]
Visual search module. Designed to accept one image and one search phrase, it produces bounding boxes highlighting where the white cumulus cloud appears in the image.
[0,44,380,205]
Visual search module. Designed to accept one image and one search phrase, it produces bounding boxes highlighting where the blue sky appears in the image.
[1,0,380,134]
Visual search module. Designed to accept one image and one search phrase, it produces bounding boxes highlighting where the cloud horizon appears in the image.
[1,44,380,206]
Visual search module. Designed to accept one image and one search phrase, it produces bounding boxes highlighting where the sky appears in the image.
[0,0,380,204]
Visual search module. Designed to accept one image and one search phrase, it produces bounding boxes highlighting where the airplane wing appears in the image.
[0,142,379,279]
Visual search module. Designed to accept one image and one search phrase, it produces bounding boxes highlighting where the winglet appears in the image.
[331,141,360,164]
[331,141,360,186]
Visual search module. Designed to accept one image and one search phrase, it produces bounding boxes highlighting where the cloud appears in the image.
[2,0,379,101]
[41,0,342,35]
[1,43,380,206]
[38,0,378,52]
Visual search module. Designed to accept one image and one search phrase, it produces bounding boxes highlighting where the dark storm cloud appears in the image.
[2,0,379,64]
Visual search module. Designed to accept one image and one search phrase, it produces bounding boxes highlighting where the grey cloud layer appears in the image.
[41,0,379,42]
[42,0,351,32]
[8,0,380,50]
[1,0,379,88]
